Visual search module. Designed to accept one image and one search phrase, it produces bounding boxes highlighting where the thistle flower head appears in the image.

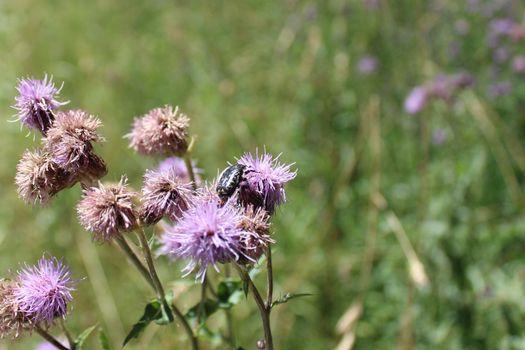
[237,207,274,264]
[13,75,67,134]
[126,105,189,156]
[44,110,107,181]
[237,150,297,213]
[77,177,138,242]
[139,169,193,225]
[158,156,202,185]
[0,280,32,339]
[15,149,74,204]
[159,200,252,281]
[14,257,75,327]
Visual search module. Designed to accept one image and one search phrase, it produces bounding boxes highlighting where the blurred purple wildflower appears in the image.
[489,80,512,97]
[512,55,525,73]
[404,86,428,115]
[13,75,67,134]
[432,129,448,145]
[493,47,510,64]
[237,150,297,214]
[357,55,378,75]
[158,156,202,185]
[77,177,138,242]
[455,19,470,35]
[36,338,68,350]
[139,168,193,225]
[159,200,253,281]
[14,257,75,326]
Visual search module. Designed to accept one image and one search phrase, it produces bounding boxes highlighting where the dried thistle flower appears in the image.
[158,200,255,281]
[158,156,202,185]
[77,177,138,242]
[237,207,274,264]
[15,149,74,204]
[44,110,107,181]
[14,257,75,327]
[139,168,193,225]
[0,280,32,339]
[13,75,67,134]
[126,105,189,156]
[237,150,297,214]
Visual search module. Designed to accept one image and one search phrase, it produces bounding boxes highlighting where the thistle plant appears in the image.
[8,75,298,349]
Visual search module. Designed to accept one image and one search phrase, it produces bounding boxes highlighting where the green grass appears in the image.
[1,0,525,349]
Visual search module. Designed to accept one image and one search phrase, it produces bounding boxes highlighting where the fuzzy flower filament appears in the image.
[126,105,189,156]
[14,257,75,327]
[139,168,193,225]
[44,109,107,182]
[237,150,297,213]
[159,200,256,281]
[13,75,67,134]
[77,177,138,242]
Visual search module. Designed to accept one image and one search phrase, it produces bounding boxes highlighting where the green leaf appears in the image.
[123,298,174,347]
[272,293,312,307]
[185,298,219,326]
[155,299,174,325]
[74,324,98,349]
[217,280,243,308]
[98,328,110,350]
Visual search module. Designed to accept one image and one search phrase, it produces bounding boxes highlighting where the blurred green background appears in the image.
[2,0,525,349]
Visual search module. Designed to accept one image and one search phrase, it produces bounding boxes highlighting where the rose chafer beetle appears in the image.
[217,164,246,202]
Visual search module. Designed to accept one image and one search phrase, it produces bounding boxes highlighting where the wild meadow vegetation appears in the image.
[1,0,525,349]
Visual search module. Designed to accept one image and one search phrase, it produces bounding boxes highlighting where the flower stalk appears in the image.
[234,264,273,350]
[35,325,69,350]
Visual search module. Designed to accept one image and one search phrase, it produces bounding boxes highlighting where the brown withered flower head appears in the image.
[77,177,138,242]
[15,149,74,204]
[0,280,32,339]
[44,109,107,182]
[139,168,193,226]
[126,105,189,156]
[237,206,274,264]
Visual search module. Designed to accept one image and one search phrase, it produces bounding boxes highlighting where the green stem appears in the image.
[114,235,156,291]
[135,227,165,299]
[183,155,197,191]
[58,318,75,350]
[135,227,198,350]
[171,301,200,350]
[266,247,274,308]
[36,325,69,350]
[234,265,273,350]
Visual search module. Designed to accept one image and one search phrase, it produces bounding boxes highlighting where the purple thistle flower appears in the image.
[77,177,138,242]
[237,150,297,214]
[13,75,67,134]
[14,257,75,326]
[44,110,107,182]
[15,149,75,204]
[404,86,428,115]
[157,156,202,185]
[139,168,193,225]
[0,280,32,339]
[159,200,254,281]
[126,105,189,156]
